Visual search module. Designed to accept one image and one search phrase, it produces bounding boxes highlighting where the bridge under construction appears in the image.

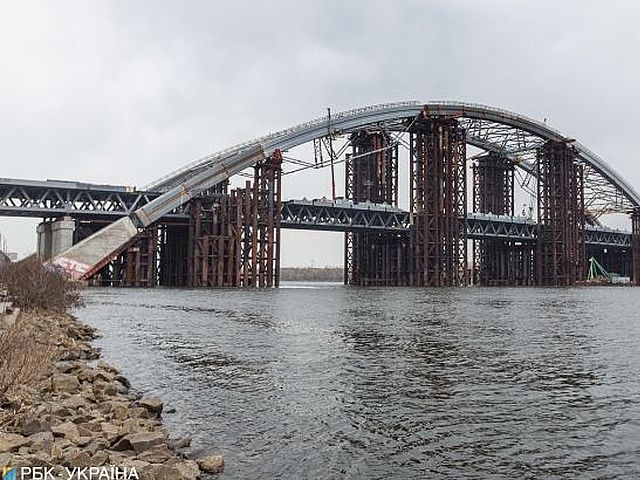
[1,102,638,287]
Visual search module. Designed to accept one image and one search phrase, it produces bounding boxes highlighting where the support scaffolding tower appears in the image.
[471,153,533,285]
[87,227,159,287]
[186,152,282,288]
[344,131,409,285]
[632,207,640,284]
[536,140,586,285]
[409,116,468,286]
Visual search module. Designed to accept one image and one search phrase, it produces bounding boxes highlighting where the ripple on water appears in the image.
[76,286,640,479]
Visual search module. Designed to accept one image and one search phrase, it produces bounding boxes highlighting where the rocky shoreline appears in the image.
[0,311,223,479]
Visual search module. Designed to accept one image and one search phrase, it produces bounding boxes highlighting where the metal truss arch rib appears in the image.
[145,101,640,212]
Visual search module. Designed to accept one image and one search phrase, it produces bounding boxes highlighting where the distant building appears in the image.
[0,251,10,265]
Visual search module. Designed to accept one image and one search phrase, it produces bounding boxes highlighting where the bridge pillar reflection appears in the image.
[409,115,467,286]
[632,208,640,284]
[535,140,586,285]
[344,131,409,285]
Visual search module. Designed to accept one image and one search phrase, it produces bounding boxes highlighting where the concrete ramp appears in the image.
[49,216,139,280]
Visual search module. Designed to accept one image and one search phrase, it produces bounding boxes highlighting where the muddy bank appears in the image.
[0,311,223,479]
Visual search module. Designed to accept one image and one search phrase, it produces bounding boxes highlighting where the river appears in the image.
[75,285,640,479]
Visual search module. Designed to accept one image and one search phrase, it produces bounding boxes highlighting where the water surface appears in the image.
[75,285,640,479]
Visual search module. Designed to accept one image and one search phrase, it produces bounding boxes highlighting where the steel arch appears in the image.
[145,101,640,215]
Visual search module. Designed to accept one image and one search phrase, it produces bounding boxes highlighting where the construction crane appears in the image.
[586,256,610,284]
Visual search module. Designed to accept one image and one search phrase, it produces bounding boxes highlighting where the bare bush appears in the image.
[0,314,59,398]
[0,257,83,312]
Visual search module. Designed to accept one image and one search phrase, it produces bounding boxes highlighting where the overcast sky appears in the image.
[2,1,640,265]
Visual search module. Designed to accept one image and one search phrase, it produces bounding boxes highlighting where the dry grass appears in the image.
[0,313,60,398]
[0,257,83,312]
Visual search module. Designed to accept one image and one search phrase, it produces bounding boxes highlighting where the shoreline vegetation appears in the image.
[280,267,343,282]
[0,258,223,479]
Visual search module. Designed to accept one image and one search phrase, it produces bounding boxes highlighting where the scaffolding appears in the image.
[409,116,467,286]
[536,140,586,285]
[85,227,160,287]
[471,153,533,285]
[632,207,640,283]
[344,131,408,285]
[186,152,282,288]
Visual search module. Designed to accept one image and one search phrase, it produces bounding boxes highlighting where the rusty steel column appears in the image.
[471,153,524,285]
[409,115,467,286]
[632,208,640,284]
[536,140,586,285]
[344,131,404,286]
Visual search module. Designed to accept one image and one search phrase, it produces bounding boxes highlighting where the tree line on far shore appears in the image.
[280,267,343,282]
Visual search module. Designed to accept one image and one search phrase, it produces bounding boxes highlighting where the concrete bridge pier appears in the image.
[37,216,76,261]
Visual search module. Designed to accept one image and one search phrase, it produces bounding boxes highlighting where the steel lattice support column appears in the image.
[344,131,406,286]
[632,208,640,284]
[186,154,282,288]
[409,116,467,287]
[536,140,586,285]
[471,153,524,285]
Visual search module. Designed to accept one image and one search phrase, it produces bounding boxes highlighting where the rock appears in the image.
[111,403,130,421]
[61,395,89,410]
[85,438,109,454]
[91,450,109,466]
[27,431,54,454]
[139,397,164,415]
[127,407,147,419]
[51,422,80,441]
[0,452,13,466]
[136,444,173,463]
[100,423,120,443]
[115,375,131,389]
[139,464,181,480]
[93,380,117,397]
[65,450,92,468]
[97,361,119,374]
[49,404,71,418]
[110,436,132,452]
[127,431,166,454]
[169,436,192,450]
[0,433,30,453]
[78,421,102,434]
[52,374,80,393]
[73,436,93,448]
[197,454,225,474]
[174,460,200,480]
[22,418,51,436]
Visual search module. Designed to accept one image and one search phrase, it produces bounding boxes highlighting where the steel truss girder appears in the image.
[0,178,188,220]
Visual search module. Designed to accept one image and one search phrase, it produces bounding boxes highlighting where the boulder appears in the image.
[85,438,109,455]
[52,374,80,393]
[97,361,119,374]
[169,436,192,450]
[138,464,181,480]
[91,450,109,466]
[100,423,120,443]
[126,431,166,454]
[139,397,164,415]
[22,418,51,436]
[51,422,80,441]
[65,450,92,468]
[136,444,173,463]
[197,454,225,474]
[27,431,54,454]
[110,436,132,452]
[0,433,29,453]
[174,460,200,480]
[61,395,89,410]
